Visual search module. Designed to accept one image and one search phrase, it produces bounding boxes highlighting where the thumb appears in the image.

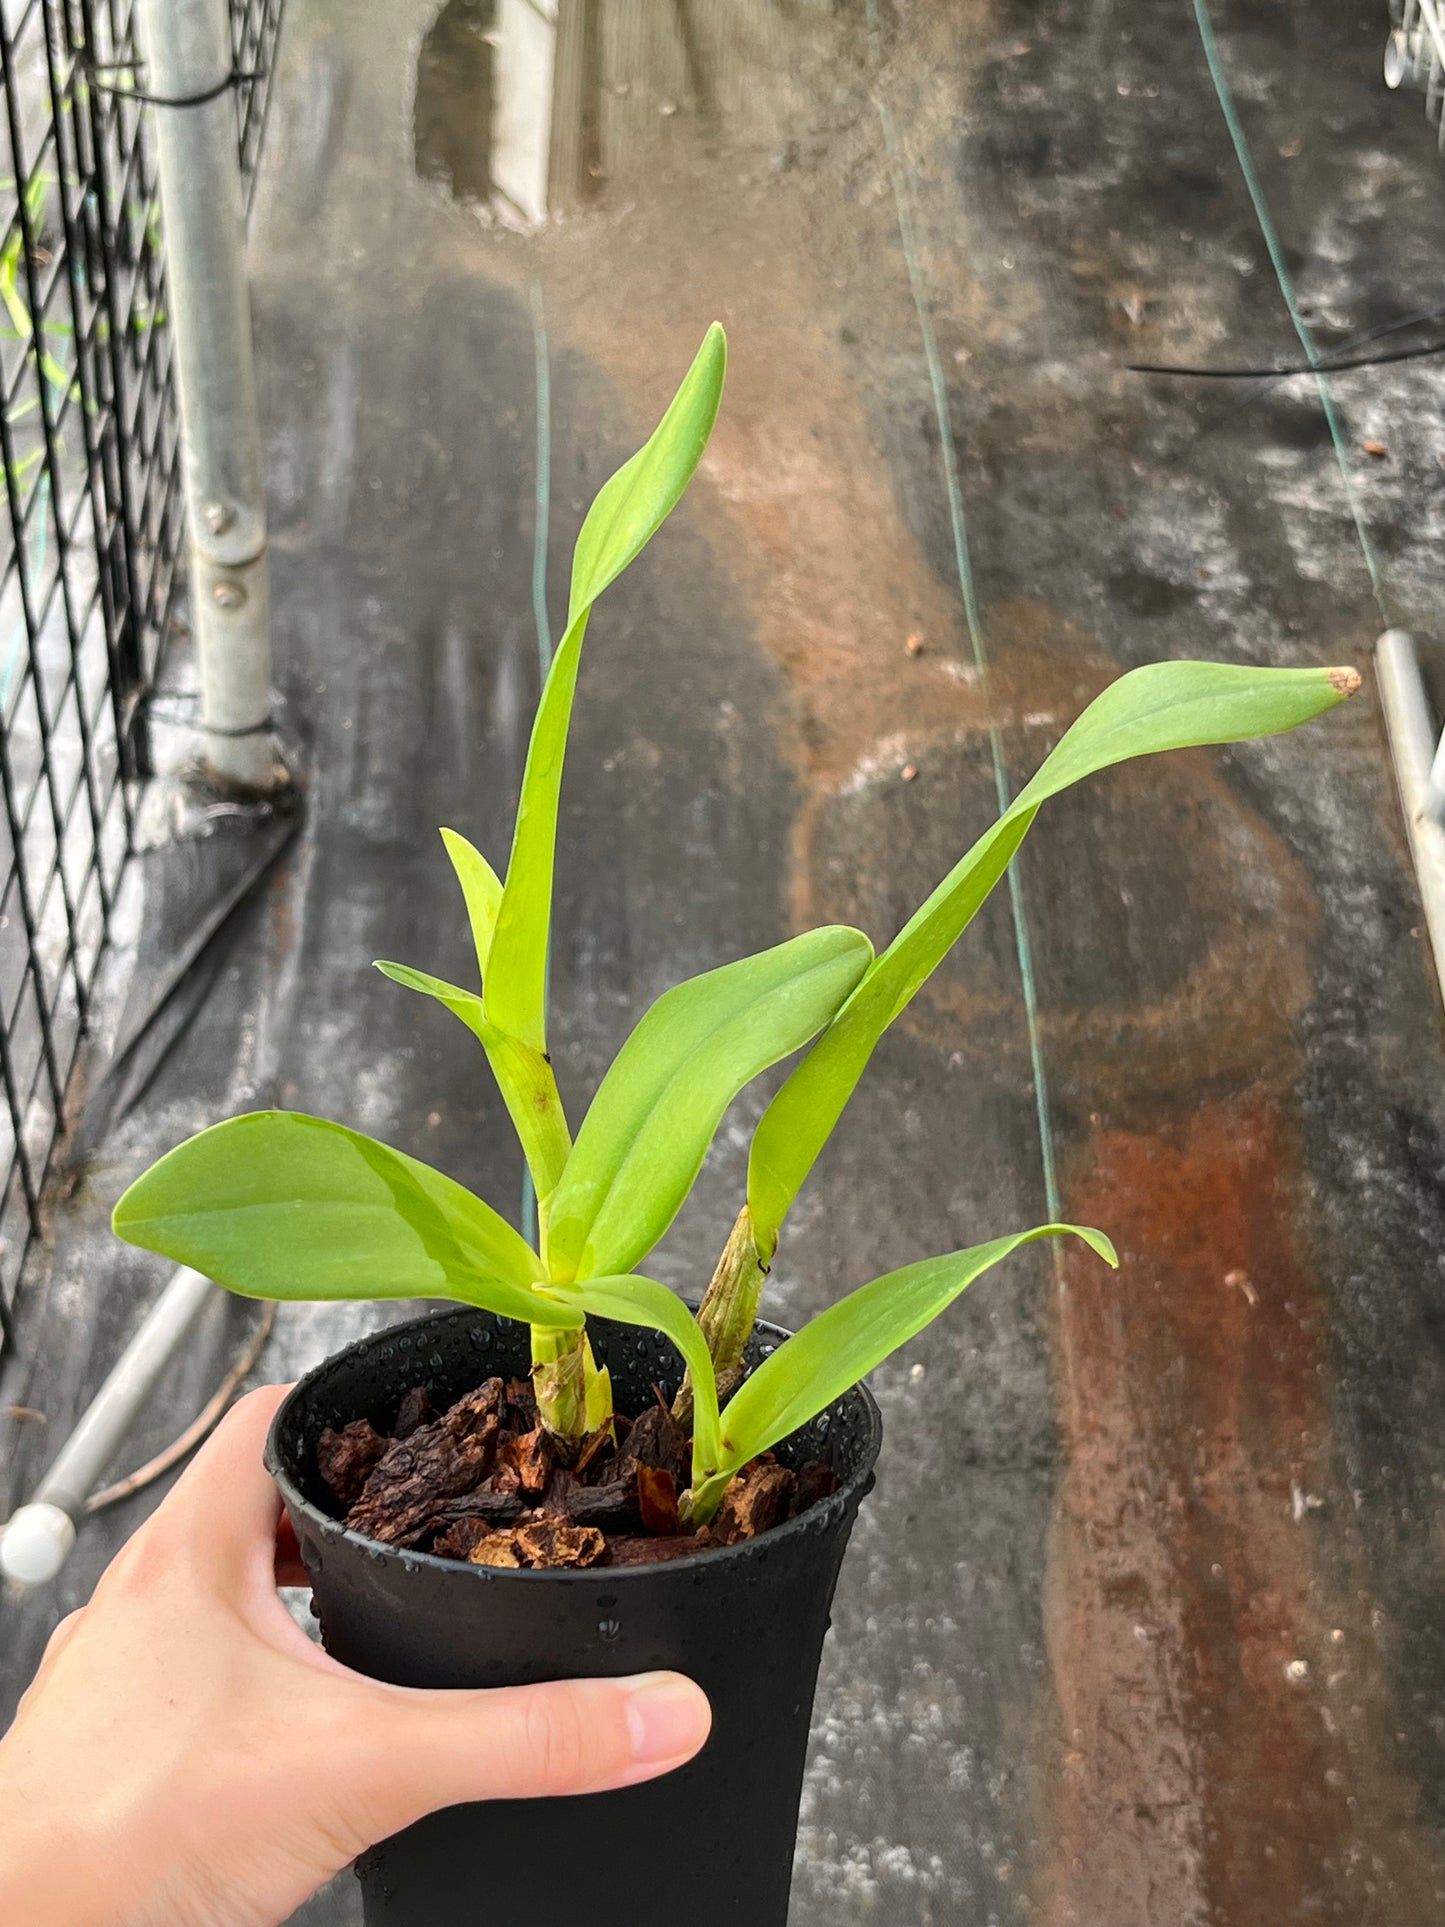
[335,1670,711,1838]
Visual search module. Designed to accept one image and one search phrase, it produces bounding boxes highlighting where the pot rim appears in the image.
[265,1303,883,1586]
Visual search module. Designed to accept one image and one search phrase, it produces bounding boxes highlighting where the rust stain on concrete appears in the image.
[1038,1093,1434,1925]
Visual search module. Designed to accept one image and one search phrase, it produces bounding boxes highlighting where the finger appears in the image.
[38,1607,86,1669]
[152,1384,293,1569]
[339,1672,711,1836]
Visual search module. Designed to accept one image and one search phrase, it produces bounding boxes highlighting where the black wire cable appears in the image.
[1129,334,1445,378]
[1128,298,1445,380]
[1132,297,1445,378]
[82,57,264,110]
[1176,302,1445,441]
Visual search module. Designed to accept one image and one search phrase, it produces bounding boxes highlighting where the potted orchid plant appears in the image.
[112,322,1358,1927]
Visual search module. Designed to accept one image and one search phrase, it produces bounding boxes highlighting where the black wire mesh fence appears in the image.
[0,0,282,1344]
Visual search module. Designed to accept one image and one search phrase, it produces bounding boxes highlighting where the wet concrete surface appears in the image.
[4,0,1445,1921]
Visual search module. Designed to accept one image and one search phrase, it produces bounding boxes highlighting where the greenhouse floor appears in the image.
[5,0,1445,1920]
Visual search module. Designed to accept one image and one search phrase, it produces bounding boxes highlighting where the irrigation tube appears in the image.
[0,1266,215,1585]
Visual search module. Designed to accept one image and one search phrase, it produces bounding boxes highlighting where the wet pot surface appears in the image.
[268,1306,882,1927]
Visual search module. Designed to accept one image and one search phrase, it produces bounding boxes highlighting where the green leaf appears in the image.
[748,659,1358,1247]
[567,322,727,622]
[484,324,727,1056]
[440,828,503,980]
[375,960,488,1041]
[697,1224,1117,1513]
[481,606,588,1053]
[112,1112,580,1328]
[557,1273,722,1486]
[546,926,873,1283]
[375,963,572,1202]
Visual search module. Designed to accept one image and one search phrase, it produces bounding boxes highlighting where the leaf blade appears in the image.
[748,660,1356,1246]
[560,1273,722,1484]
[484,324,727,1056]
[439,828,504,980]
[547,926,873,1282]
[111,1112,579,1328]
[710,1224,1116,1486]
[568,321,727,620]
[375,960,488,1041]
[482,606,588,1051]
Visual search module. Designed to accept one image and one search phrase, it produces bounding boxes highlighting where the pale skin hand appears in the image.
[0,1385,711,1927]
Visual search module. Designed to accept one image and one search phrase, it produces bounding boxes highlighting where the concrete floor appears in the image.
[4,0,1445,1921]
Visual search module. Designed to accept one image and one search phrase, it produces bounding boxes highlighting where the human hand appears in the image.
[0,1384,711,1927]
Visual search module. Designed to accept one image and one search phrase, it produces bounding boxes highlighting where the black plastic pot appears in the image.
[267,1305,882,1927]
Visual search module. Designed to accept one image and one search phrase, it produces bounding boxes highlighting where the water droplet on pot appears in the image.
[815,1415,831,1435]
[597,1618,621,1641]
[597,1593,617,1609]
[473,1329,493,1350]
[430,1352,444,1370]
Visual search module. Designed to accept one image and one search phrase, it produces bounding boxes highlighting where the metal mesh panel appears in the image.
[0,0,282,1340]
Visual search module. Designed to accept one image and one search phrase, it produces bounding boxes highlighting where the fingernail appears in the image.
[624,1672,710,1763]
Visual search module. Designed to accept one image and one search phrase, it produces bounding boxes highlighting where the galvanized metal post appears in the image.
[133,0,278,790]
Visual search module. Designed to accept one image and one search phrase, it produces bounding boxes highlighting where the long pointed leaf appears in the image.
[748,659,1358,1246]
[375,960,489,1041]
[566,321,728,622]
[698,1224,1116,1508]
[484,324,727,1054]
[480,606,588,1051]
[375,962,572,1200]
[111,1112,579,1328]
[440,828,504,979]
[547,926,873,1283]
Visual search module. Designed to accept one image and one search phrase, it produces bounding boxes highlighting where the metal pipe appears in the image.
[1375,628,1445,994]
[132,0,277,790]
[0,1267,215,1585]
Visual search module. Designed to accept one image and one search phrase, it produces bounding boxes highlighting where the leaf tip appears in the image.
[1076,1226,1119,1269]
[1328,665,1362,699]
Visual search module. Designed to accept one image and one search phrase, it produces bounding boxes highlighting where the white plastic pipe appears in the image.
[0,1267,215,1585]
[1375,629,1445,997]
